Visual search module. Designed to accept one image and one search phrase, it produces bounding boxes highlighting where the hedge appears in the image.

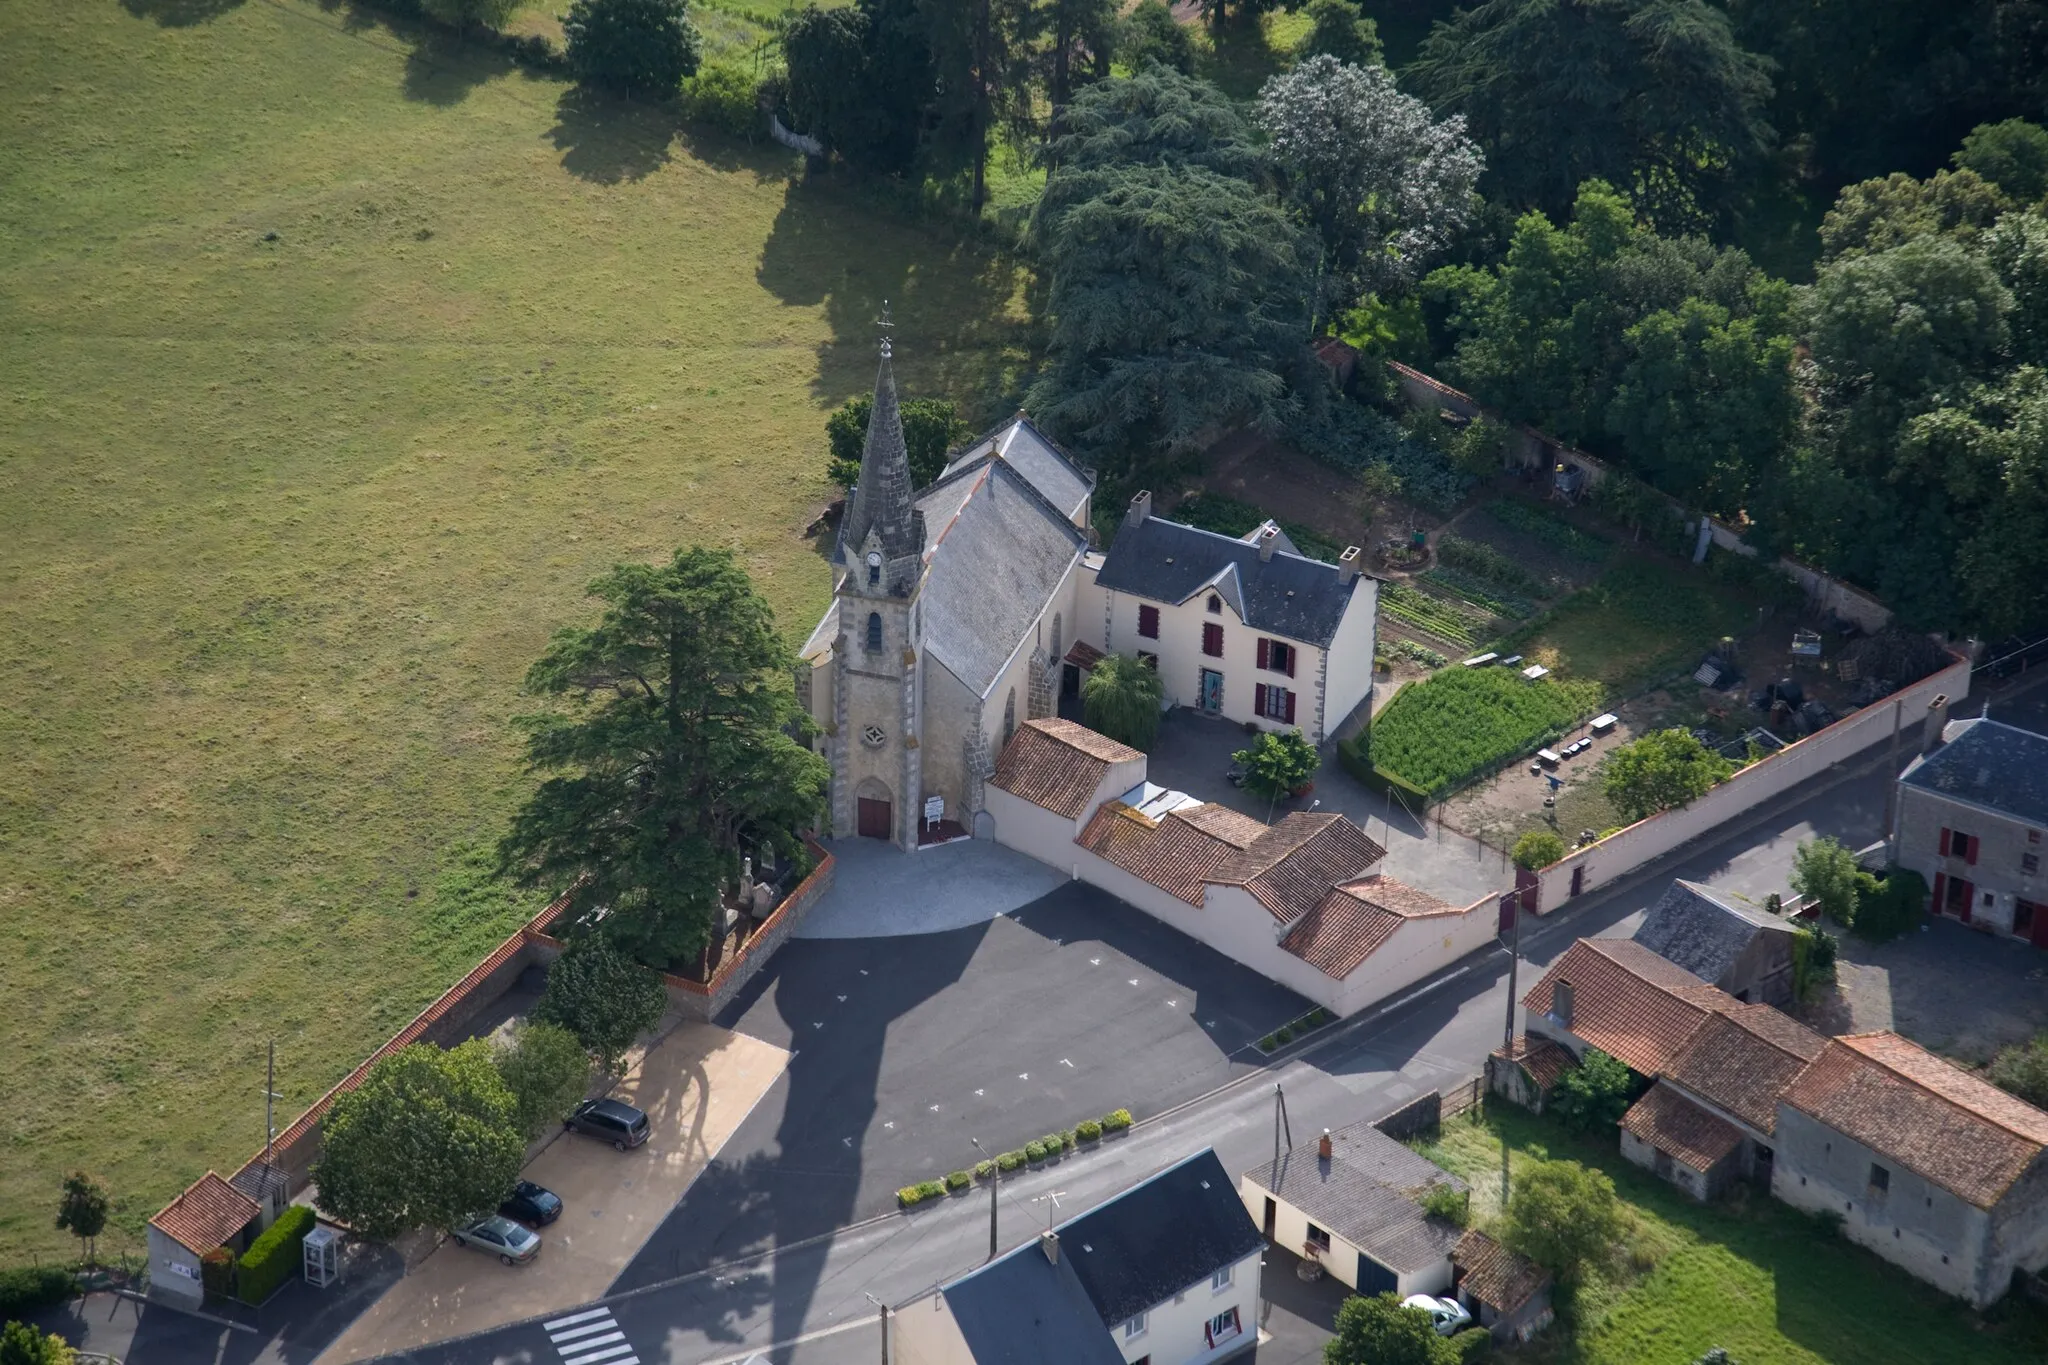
[1100,1108,1133,1133]
[897,1180,946,1209]
[0,1266,74,1318]
[1076,1119,1102,1142]
[996,1150,1026,1172]
[944,1170,973,1193]
[237,1204,316,1305]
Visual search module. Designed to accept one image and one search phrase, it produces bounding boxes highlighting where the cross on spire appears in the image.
[878,299,894,360]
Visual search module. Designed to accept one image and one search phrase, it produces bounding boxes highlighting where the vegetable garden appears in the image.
[1368,667,1605,797]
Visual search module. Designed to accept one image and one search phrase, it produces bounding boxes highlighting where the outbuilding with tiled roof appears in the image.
[147,1171,263,1309]
[1451,1229,1554,1344]
[1620,1082,1748,1200]
[1521,937,1735,1076]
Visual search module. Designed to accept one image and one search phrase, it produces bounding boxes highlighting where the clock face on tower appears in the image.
[866,550,882,586]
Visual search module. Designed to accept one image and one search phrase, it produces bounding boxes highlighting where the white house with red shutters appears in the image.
[1072,491,1379,746]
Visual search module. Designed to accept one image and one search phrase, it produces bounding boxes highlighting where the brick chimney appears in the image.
[1923,693,1951,756]
[1552,979,1575,1029]
[1128,490,1152,525]
[1338,545,1362,585]
[1258,524,1280,562]
[1317,1129,1333,1160]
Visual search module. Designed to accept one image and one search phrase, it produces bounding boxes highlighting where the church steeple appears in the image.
[839,304,924,578]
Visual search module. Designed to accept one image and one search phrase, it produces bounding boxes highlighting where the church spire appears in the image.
[839,302,923,570]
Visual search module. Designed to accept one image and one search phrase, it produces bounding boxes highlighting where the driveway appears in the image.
[320,1022,788,1363]
[1141,707,1515,908]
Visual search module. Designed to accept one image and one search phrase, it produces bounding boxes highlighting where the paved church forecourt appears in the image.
[320,1022,787,1364]
[796,837,1066,939]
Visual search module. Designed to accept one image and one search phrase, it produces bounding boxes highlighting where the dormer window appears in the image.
[1207,594,1222,614]
[866,550,882,587]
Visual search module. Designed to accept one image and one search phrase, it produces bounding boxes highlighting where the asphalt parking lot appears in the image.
[612,877,1309,1294]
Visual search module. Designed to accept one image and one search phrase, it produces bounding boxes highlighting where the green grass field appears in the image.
[1416,1107,2048,1364]
[1512,560,1761,697]
[0,0,1029,1259]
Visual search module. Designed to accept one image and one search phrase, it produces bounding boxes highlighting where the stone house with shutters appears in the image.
[1895,716,2048,949]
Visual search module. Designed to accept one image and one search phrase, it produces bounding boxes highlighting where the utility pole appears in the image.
[1882,697,1903,853]
[970,1138,997,1262]
[262,1040,282,1169]
[1270,1083,1293,1177]
[864,1293,890,1365]
[1502,893,1524,1050]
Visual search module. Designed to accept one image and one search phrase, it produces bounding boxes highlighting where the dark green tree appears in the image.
[1295,0,1382,67]
[1117,0,1195,75]
[54,1173,109,1268]
[1323,1293,1455,1365]
[781,0,931,173]
[1816,168,2011,264]
[1410,0,1774,233]
[1602,728,1734,821]
[920,0,1036,209]
[1081,652,1165,751]
[497,547,829,967]
[422,0,521,30]
[1790,836,1861,925]
[1503,1157,1620,1284]
[1035,0,1120,118]
[0,1322,72,1365]
[1550,1047,1634,1132]
[1033,63,1261,227]
[827,394,971,489]
[1233,729,1320,819]
[1989,1033,2048,1108]
[1511,829,1564,870]
[495,1021,592,1138]
[535,935,671,1073]
[313,1041,524,1240]
[1956,118,2048,205]
[563,0,704,98]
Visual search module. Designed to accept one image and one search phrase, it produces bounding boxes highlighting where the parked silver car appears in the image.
[451,1214,541,1265]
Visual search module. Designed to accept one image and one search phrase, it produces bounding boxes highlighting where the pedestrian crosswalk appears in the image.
[544,1306,637,1365]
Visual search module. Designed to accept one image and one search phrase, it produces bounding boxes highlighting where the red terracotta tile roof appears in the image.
[150,1171,260,1255]
[1063,639,1105,669]
[1279,875,1461,979]
[1210,813,1386,923]
[1664,1005,1826,1135]
[1520,938,1734,1075]
[1452,1229,1550,1313]
[1622,1082,1745,1171]
[1075,802,1260,905]
[990,718,1143,819]
[1491,1034,1575,1092]
[1783,1032,2048,1209]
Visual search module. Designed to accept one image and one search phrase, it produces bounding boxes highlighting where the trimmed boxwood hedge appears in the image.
[1076,1119,1102,1142]
[237,1205,317,1305]
[1100,1108,1133,1133]
[0,1265,75,1317]
[897,1180,946,1209]
[944,1169,972,1192]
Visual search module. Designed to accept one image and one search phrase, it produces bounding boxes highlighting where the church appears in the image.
[800,331,1380,850]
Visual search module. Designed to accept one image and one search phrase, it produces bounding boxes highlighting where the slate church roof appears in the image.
[1094,514,1361,646]
[1900,716,2048,827]
[941,413,1093,523]
[1632,880,1794,986]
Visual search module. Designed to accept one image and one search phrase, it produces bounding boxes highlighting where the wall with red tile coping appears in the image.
[181,837,834,1213]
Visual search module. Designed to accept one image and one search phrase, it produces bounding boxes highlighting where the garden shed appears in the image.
[147,1170,260,1310]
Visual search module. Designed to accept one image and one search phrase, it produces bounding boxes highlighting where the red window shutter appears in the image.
[1286,644,1296,678]
[1968,836,1980,866]
[1934,873,1947,914]
[1203,622,1223,657]
[1284,689,1297,724]
[1254,684,1267,718]
[1257,638,1270,670]
[1940,827,1952,857]
[1205,1323,1214,1349]
[1138,605,1159,639]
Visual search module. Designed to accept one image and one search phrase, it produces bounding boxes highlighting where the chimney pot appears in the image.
[1258,525,1279,563]
[1338,545,1362,585]
[1039,1230,1059,1265]
[1129,490,1152,525]
[1923,693,1951,756]
[1552,979,1575,1029]
[1318,1130,1333,1160]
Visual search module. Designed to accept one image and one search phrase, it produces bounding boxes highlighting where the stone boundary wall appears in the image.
[1387,361,1614,490]
[1373,1090,1443,1140]
[1530,654,1970,913]
[171,839,834,1226]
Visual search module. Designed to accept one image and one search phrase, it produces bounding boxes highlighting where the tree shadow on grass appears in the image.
[120,0,245,24]
[755,175,1038,422]
[676,126,806,184]
[401,29,516,107]
[549,87,677,184]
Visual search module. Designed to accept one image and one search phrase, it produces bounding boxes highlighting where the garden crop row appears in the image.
[1421,567,1537,621]
[1483,499,1612,563]
[1381,583,1489,649]
[1369,667,1606,796]
[1436,534,1545,594]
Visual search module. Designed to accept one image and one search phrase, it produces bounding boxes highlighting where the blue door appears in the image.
[1357,1252,1397,1295]
[1199,668,1224,714]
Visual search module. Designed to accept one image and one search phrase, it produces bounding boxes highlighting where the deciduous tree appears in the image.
[1233,729,1320,817]
[54,1173,108,1268]
[1323,1293,1455,1365]
[1601,728,1734,821]
[1255,55,1482,320]
[1511,830,1565,870]
[313,1042,524,1240]
[1550,1047,1633,1132]
[1956,118,2048,205]
[1989,1034,2048,1108]
[495,1022,593,1138]
[0,1323,73,1365]
[1116,0,1194,75]
[1789,836,1861,925]
[422,0,521,31]
[534,935,671,1073]
[1294,0,1382,68]
[1410,0,1773,233]
[1081,652,1165,751]
[563,0,703,96]
[780,0,930,173]
[497,547,829,967]
[827,394,970,489]
[1503,1158,1619,1284]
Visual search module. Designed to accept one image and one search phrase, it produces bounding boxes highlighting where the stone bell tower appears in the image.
[829,308,926,850]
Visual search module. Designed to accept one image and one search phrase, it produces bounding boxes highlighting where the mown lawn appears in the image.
[1415,1107,2048,1365]
[1511,559,1761,696]
[0,0,1029,1258]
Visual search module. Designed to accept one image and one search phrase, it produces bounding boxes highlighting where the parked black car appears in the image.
[565,1097,651,1150]
[500,1179,563,1226]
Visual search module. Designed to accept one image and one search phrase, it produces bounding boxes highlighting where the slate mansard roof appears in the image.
[1244,1122,1465,1274]
[1094,514,1362,647]
[941,414,1094,524]
[1632,880,1795,986]
[914,457,1088,697]
[1900,716,2048,828]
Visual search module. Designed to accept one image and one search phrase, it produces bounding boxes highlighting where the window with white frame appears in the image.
[1211,1264,1233,1291]
[1123,1311,1148,1340]
[1205,1307,1241,1347]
